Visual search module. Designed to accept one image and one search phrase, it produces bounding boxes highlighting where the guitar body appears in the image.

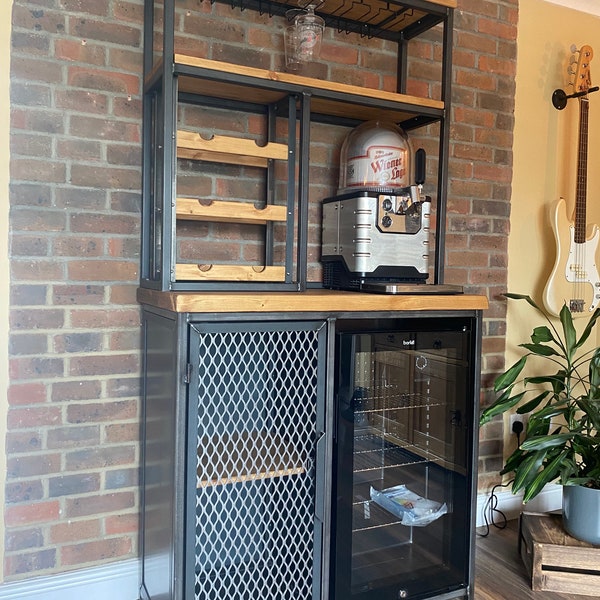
[543,197,600,317]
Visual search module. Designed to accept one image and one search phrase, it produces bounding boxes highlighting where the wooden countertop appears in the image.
[137,288,489,314]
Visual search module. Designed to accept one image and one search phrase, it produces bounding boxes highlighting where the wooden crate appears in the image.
[519,512,600,596]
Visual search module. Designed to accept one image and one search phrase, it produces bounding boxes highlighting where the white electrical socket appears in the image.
[509,413,527,436]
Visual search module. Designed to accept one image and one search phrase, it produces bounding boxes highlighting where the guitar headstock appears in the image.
[572,44,593,95]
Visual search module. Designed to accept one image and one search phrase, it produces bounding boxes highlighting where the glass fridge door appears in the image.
[331,318,476,600]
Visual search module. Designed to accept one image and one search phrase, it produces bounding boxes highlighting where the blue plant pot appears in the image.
[562,484,600,546]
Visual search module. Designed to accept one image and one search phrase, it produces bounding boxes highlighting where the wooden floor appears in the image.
[474,520,592,599]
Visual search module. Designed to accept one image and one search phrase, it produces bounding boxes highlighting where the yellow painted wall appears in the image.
[0,0,12,583]
[506,0,600,453]
[511,0,600,310]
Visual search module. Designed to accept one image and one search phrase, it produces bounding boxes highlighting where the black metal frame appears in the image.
[141,0,454,288]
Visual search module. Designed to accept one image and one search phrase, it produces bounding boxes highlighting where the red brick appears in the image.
[4,549,56,577]
[5,501,61,527]
[54,89,109,114]
[67,400,138,424]
[69,18,141,48]
[5,480,44,504]
[11,56,64,85]
[51,380,102,403]
[47,425,101,449]
[67,260,138,282]
[50,519,102,544]
[65,446,136,472]
[104,423,139,444]
[105,513,138,535]
[7,406,61,434]
[60,537,132,566]
[64,492,135,519]
[69,308,140,329]
[10,308,64,331]
[6,454,62,479]
[113,1,144,23]
[108,284,138,304]
[52,284,105,305]
[10,32,50,58]
[12,5,67,34]
[55,39,106,65]
[478,54,517,78]
[477,16,517,41]
[68,354,138,377]
[8,383,47,406]
[5,431,43,454]
[5,528,44,552]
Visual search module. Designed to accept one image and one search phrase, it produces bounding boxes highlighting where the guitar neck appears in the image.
[575,96,589,244]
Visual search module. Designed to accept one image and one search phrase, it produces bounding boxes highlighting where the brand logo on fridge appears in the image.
[402,339,415,346]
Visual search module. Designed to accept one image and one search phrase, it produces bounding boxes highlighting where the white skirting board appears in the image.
[476,483,563,528]
[0,558,139,600]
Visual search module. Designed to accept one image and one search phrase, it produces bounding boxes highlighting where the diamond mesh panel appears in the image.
[194,327,320,600]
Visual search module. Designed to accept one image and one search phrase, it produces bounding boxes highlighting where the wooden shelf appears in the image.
[176,198,287,225]
[138,288,489,313]
[197,430,304,488]
[177,130,288,168]
[172,55,445,125]
[175,264,286,282]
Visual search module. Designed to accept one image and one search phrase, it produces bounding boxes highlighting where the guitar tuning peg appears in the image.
[570,43,578,54]
[567,66,575,76]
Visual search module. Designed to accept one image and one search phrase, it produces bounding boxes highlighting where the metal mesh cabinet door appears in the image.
[187,320,328,600]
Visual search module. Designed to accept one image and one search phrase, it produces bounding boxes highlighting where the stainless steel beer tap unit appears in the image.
[321,121,461,295]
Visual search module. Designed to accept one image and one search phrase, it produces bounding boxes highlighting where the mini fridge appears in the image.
[330,315,480,600]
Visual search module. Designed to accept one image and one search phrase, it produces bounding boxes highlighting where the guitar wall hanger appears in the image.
[552,86,599,110]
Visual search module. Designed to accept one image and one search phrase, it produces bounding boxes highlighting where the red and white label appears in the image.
[345,145,408,189]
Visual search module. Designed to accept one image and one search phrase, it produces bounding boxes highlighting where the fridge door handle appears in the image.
[314,431,327,522]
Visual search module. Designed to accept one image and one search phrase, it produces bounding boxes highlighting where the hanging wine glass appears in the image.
[294,4,324,63]
[283,2,324,71]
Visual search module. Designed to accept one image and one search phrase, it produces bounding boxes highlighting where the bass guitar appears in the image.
[543,45,600,317]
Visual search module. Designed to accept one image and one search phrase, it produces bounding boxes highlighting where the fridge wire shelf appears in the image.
[352,433,442,473]
[353,389,445,414]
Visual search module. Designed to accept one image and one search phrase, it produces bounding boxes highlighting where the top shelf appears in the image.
[208,0,456,41]
[160,55,446,127]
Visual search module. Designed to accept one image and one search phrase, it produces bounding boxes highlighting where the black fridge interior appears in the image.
[331,316,478,600]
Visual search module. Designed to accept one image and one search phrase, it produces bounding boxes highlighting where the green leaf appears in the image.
[525,370,567,395]
[573,306,600,352]
[494,355,527,392]
[520,433,573,451]
[503,293,541,310]
[520,343,560,357]
[576,398,600,431]
[526,415,550,437]
[530,326,554,344]
[522,448,569,502]
[559,303,577,360]
[530,404,569,422]
[479,390,526,425]
[516,391,550,414]
[513,450,546,493]
[589,348,600,392]
[500,447,526,475]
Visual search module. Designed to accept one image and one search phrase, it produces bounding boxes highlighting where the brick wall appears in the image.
[7,0,514,581]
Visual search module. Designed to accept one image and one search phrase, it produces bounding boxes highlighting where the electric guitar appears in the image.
[543,45,600,317]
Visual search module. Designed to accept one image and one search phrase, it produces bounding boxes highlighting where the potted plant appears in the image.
[479,293,600,545]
